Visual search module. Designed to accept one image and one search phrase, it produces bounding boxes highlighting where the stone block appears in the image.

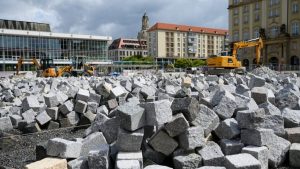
[66,111,80,126]
[143,143,166,164]
[182,77,192,87]
[97,105,109,116]
[24,122,42,133]
[88,144,110,169]
[47,121,60,130]
[214,118,240,140]
[224,153,261,169]
[22,95,42,112]
[149,130,178,156]
[142,99,172,126]
[197,141,225,166]
[59,100,74,115]
[220,139,244,155]
[165,113,189,137]
[44,93,59,107]
[80,132,107,156]
[87,102,98,113]
[179,126,205,150]
[144,165,172,169]
[285,127,300,143]
[191,104,219,137]
[236,109,265,130]
[46,107,59,120]
[289,143,300,168]
[68,156,88,169]
[242,146,268,169]
[25,158,67,169]
[107,99,118,110]
[59,118,72,128]
[171,97,199,122]
[111,86,127,98]
[84,110,96,123]
[36,111,52,126]
[76,89,90,102]
[99,116,120,144]
[13,88,22,97]
[0,116,13,131]
[258,102,281,116]
[115,160,140,169]
[47,138,82,159]
[9,114,22,127]
[282,108,300,128]
[213,92,237,120]
[35,141,48,161]
[251,87,268,105]
[173,153,202,169]
[118,102,145,131]
[75,100,87,114]
[22,109,37,124]
[116,128,144,152]
[140,85,156,100]
[249,74,265,89]
[56,91,69,105]
[267,134,291,168]
[275,88,300,110]
[235,84,250,97]
[88,92,101,105]
[196,167,226,169]
[116,151,143,169]
[241,128,274,146]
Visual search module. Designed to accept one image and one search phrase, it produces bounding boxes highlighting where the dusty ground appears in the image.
[0,127,86,169]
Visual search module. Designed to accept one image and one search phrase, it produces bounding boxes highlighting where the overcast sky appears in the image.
[0,0,228,39]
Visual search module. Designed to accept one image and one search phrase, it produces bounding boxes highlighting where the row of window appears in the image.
[233,2,299,15]
[108,50,147,57]
[233,22,300,41]
[0,35,108,60]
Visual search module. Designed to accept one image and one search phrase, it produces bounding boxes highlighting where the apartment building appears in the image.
[147,23,228,61]
[228,0,300,67]
[108,38,147,61]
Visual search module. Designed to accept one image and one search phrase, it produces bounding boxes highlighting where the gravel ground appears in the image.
[0,127,86,168]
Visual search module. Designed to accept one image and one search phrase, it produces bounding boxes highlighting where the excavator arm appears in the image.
[232,38,264,65]
[16,57,41,75]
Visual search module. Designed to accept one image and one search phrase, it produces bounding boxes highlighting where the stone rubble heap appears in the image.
[0,67,300,169]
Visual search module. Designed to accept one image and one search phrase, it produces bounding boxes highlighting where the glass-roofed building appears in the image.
[0,19,112,71]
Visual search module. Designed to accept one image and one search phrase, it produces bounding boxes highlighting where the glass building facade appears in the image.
[0,21,112,71]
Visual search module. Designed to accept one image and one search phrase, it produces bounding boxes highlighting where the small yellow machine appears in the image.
[206,37,264,74]
[16,56,95,77]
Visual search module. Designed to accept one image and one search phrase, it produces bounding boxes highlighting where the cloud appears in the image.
[0,0,228,39]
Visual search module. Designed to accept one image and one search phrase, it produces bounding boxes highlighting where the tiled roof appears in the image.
[148,22,228,35]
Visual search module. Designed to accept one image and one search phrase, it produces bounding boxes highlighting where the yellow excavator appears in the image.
[16,56,95,77]
[206,37,264,74]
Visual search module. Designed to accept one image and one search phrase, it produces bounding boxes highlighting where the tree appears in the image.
[174,58,206,68]
[122,55,154,65]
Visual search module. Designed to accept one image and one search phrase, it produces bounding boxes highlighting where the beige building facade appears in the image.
[228,0,300,68]
[147,23,228,60]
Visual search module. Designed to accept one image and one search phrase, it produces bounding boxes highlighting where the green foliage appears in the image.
[122,55,154,65]
[174,58,205,68]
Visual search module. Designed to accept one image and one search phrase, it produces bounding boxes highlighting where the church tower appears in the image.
[137,12,149,40]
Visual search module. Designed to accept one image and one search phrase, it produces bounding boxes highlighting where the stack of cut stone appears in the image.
[2,68,300,169]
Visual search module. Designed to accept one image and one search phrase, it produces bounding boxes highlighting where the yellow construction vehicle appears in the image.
[206,37,264,74]
[16,56,95,77]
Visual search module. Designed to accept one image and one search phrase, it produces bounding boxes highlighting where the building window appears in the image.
[243,31,250,40]
[269,8,279,18]
[243,15,249,24]
[253,28,260,38]
[254,12,260,22]
[234,8,239,15]
[233,0,239,5]
[270,26,279,37]
[233,31,239,41]
[293,2,299,13]
[255,2,260,10]
[234,17,239,25]
[292,22,300,36]
[270,0,279,6]
[243,5,249,13]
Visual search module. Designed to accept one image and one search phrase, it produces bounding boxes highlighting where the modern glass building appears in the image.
[0,19,112,71]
